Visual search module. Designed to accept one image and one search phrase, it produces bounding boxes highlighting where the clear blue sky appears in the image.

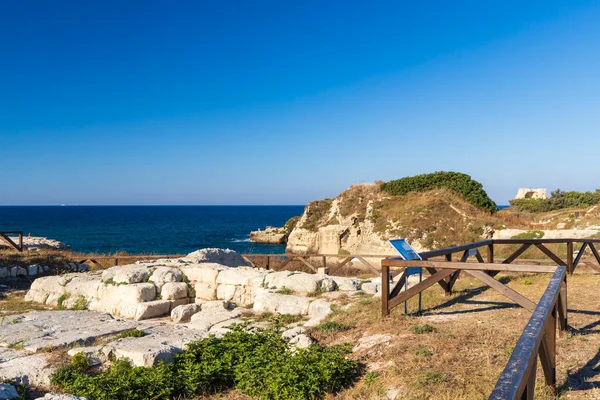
[1,1,599,205]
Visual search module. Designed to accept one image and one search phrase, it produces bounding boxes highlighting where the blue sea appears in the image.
[0,206,305,255]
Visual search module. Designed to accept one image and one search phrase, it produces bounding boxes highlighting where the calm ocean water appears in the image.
[0,206,305,255]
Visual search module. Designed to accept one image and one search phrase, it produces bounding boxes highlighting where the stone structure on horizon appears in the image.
[513,188,547,200]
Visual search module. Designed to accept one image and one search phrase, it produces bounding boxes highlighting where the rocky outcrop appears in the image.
[249,227,287,244]
[283,184,498,255]
[514,188,547,200]
[0,236,68,251]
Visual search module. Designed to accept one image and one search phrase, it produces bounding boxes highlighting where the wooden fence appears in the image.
[0,231,23,252]
[76,254,185,269]
[489,266,566,399]
[241,253,388,275]
[380,238,592,399]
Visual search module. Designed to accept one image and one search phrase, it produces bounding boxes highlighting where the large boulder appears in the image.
[183,249,251,267]
[180,263,223,284]
[171,304,200,323]
[102,265,151,284]
[253,292,310,315]
[189,309,243,332]
[148,267,183,290]
[216,269,266,287]
[134,300,172,321]
[160,282,188,300]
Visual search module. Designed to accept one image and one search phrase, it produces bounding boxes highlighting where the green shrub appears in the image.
[51,326,359,400]
[410,324,435,334]
[417,371,448,387]
[511,230,544,240]
[71,296,88,311]
[312,321,353,332]
[275,286,293,295]
[118,329,146,339]
[509,188,600,212]
[381,171,498,213]
[57,293,70,310]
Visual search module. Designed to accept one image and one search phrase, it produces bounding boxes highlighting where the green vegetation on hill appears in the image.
[509,189,600,213]
[52,326,358,400]
[380,171,498,213]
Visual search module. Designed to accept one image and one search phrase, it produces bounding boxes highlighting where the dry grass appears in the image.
[302,268,600,399]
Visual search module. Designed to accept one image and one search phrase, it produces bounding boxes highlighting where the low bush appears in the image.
[509,189,600,212]
[380,171,498,213]
[410,324,435,334]
[511,230,544,240]
[117,329,146,339]
[51,326,359,400]
[312,321,353,332]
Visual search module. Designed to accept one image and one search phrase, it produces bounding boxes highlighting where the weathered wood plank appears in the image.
[382,259,557,273]
[534,243,566,266]
[502,244,532,265]
[388,269,457,310]
[464,269,537,312]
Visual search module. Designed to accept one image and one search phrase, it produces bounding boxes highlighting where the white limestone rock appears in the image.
[289,334,313,349]
[102,265,151,284]
[161,282,188,300]
[27,265,38,276]
[135,300,171,321]
[16,267,27,277]
[263,271,294,289]
[281,273,325,294]
[282,326,306,341]
[0,353,56,387]
[360,281,378,295]
[194,282,218,301]
[330,276,360,291]
[171,304,200,323]
[216,268,266,287]
[0,267,8,279]
[183,248,251,267]
[65,275,102,299]
[0,311,137,352]
[35,394,89,400]
[104,325,207,367]
[253,292,310,315]
[189,308,243,332]
[180,263,223,284]
[148,267,183,290]
[198,300,230,311]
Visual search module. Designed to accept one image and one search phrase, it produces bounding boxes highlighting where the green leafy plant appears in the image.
[118,329,146,339]
[509,188,600,212]
[71,296,88,310]
[275,286,293,295]
[51,326,359,400]
[410,324,436,334]
[312,321,353,332]
[57,293,70,310]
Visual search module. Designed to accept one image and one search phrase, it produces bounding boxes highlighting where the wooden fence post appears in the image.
[567,241,574,275]
[487,242,494,264]
[382,265,390,317]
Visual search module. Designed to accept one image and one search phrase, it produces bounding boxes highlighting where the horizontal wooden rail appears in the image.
[77,254,186,268]
[489,266,567,399]
[241,253,391,275]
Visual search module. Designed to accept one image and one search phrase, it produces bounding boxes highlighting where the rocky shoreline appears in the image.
[0,236,68,251]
